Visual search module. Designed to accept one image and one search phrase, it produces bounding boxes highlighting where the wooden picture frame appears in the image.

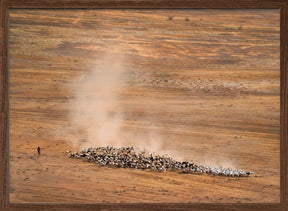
[1,0,287,210]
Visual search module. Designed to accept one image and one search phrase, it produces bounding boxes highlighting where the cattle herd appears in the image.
[68,146,253,177]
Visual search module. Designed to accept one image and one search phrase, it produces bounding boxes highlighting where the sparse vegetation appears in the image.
[168,16,173,20]
[226,26,239,30]
[238,24,243,30]
[185,18,190,22]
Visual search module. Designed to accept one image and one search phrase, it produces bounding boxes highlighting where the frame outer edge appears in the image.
[0,0,8,209]
[1,1,286,210]
[281,1,288,211]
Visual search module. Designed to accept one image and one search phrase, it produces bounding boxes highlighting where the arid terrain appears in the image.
[8,9,280,203]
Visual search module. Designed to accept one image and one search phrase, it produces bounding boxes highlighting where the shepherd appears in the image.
[37,146,41,155]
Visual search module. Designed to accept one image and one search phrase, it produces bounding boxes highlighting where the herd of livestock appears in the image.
[68,146,253,177]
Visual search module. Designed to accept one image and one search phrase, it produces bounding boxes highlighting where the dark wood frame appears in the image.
[0,0,287,210]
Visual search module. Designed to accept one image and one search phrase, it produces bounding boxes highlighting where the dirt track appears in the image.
[9,9,280,203]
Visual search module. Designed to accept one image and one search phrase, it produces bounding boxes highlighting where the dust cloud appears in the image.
[65,49,175,158]
[68,50,127,149]
[64,50,235,166]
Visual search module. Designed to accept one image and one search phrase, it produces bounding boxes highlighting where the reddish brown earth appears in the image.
[8,9,280,203]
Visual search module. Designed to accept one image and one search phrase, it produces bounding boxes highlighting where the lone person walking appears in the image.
[37,146,41,155]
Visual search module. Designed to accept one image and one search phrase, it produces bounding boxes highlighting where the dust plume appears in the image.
[64,50,235,167]
[65,49,172,158]
[67,50,127,150]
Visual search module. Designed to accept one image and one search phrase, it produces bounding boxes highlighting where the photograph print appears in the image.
[9,9,280,203]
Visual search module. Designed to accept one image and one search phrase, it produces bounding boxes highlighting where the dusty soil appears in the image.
[8,9,280,203]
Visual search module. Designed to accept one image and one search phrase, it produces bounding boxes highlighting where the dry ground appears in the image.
[8,9,280,203]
